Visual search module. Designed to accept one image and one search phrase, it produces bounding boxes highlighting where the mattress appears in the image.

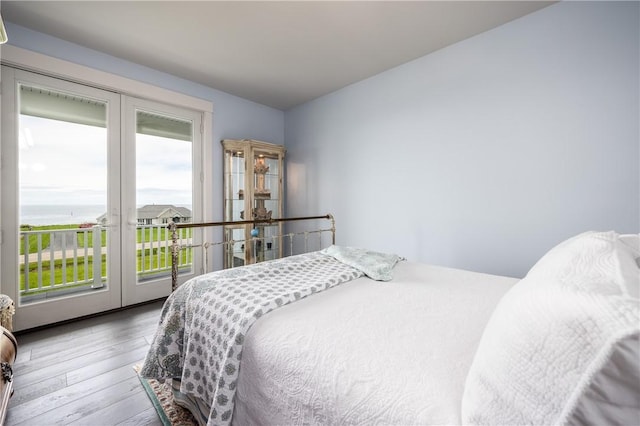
[232,261,518,425]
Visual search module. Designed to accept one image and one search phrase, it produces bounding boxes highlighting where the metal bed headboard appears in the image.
[168,214,335,291]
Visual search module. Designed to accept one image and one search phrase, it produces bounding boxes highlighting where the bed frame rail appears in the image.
[168,214,335,291]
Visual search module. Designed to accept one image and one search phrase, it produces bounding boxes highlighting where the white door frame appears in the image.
[0,46,214,330]
[1,67,122,330]
[121,96,204,305]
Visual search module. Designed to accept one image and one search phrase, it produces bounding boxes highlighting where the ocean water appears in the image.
[21,205,107,226]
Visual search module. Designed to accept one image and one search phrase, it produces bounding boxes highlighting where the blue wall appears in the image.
[4,22,285,223]
[285,1,640,277]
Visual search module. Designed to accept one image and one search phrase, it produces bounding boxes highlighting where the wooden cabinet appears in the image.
[222,139,285,268]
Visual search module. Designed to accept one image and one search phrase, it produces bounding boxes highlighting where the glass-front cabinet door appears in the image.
[222,139,285,268]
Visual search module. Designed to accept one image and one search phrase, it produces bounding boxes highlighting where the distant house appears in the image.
[97,204,192,226]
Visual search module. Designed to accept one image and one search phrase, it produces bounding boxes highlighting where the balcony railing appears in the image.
[136,224,192,282]
[19,224,192,303]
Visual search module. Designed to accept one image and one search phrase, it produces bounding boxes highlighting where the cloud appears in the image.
[20,115,193,207]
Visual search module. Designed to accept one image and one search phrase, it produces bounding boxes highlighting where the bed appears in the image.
[141,221,640,426]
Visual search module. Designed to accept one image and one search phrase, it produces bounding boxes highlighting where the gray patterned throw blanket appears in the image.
[140,251,364,426]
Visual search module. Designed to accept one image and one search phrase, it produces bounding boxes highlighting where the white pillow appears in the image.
[619,233,640,270]
[618,233,640,299]
[461,231,640,425]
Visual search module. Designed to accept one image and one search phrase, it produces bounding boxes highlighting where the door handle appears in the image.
[127,208,137,226]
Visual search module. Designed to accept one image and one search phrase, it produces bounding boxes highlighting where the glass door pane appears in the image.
[223,148,247,268]
[135,109,193,283]
[18,84,109,302]
[224,149,245,222]
[252,150,282,262]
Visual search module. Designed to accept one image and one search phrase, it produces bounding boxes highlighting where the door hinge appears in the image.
[200,171,204,183]
[0,230,3,245]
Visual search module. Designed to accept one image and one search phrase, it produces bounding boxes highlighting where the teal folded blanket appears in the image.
[321,245,403,281]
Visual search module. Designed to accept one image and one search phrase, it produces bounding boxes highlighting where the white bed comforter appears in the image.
[233,261,518,425]
[141,251,365,425]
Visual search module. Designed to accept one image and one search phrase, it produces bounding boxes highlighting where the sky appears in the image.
[19,115,192,208]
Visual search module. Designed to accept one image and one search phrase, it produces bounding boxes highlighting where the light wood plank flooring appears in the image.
[5,300,166,426]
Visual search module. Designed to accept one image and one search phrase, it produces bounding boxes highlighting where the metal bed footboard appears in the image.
[168,214,335,291]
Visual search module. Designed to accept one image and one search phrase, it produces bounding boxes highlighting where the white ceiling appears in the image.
[2,1,553,110]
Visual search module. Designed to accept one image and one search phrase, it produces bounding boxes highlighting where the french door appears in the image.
[121,97,202,305]
[1,67,203,330]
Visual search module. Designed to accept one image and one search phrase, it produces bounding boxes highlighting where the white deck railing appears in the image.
[137,224,192,281]
[19,224,192,301]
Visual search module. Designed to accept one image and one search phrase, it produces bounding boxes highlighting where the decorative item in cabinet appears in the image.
[222,139,285,268]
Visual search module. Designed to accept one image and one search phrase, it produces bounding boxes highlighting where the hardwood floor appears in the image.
[5,300,166,426]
